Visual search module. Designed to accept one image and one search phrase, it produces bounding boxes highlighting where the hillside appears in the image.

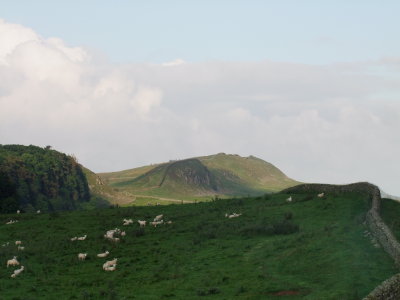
[100,153,300,204]
[0,144,90,213]
[0,186,396,299]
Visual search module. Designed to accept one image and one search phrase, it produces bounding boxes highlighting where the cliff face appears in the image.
[0,144,90,213]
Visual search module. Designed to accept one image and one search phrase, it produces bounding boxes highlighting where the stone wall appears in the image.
[282,182,400,299]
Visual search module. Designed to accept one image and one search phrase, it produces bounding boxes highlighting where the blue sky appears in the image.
[1,1,400,195]
[2,1,400,64]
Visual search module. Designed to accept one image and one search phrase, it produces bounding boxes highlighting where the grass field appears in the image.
[380,198,400,241]
[0,191,397,299]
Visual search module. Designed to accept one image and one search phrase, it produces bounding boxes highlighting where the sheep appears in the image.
[103,258,118,270]
[36,210,41,214]
[78,253,87,261]
[138,220,147,227]
[153,214,163,222]
[150,220,163,227]
[17,210,20,214]
[7,256,19,268]
[17,246,25,251]
[104,265,117,271]
[112,237,120,243]
[97,251,110,258]
[15,241,22,245]
[11,266,24,278]
[2,242,10,247]
[104,228,122,241]
[6,219,18,225]
[70,237,77,241]
[228,213,242,219]
[166,221,173,224]
[77,235,87,241]
[286,196,292,202]
[123,219,133,226]
[121,231,126,237]
[317,192,325,198]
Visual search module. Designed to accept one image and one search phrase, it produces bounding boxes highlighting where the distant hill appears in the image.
[0,144,90,213]
[100,153,300,203]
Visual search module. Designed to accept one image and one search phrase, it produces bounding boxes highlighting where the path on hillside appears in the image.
[132,194,193,204]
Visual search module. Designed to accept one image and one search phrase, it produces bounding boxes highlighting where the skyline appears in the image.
[0,2,399,195]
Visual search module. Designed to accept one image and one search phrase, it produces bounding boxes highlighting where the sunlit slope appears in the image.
[99,153,300,200]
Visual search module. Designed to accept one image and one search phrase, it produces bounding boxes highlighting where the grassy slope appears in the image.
[99,154,300,203]
[0,191,397,299]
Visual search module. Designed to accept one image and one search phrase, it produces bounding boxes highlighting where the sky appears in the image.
[0,1,400,195]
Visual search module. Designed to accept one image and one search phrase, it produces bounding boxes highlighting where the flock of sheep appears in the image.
[3,193,325,279]
[69,214,173,272]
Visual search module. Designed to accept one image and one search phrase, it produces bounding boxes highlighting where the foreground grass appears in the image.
[0,192,397,299]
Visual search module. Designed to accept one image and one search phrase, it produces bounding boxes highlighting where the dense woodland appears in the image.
[0,145,90,213]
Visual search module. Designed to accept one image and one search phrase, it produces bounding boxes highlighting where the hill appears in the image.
[0,144,90,213]
[100,153,300,204]
[0,185,396,299]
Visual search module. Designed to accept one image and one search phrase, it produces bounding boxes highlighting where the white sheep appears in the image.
[138,220,147,227]
[166,220,173,224]
[121,231,126,237]
[77,235,87,241]
[36,210,41,214]
[150,220,163,227]
[228,213,242,218]
[78,253,87,261]
[123,219,133,226]
[97,251,110,258]
[104,265,117,271]
[153,214,163,222]
[7,256,19,268]
[112,237,120,242]
[6,219,17,225]
[103,258,118,270]
[286,196,292,202]
[15,241,22,245]
[17,210,20,214]
[18,246,25,251]
[70,237,77,241]
[11,266,24,278]
[317,192,325,198]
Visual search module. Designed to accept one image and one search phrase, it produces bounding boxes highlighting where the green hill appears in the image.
[0,144,90,213]
[0,185,396,299]
[100,153,300,204]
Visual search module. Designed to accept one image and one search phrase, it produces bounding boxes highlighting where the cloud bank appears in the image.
[1,19,399,195]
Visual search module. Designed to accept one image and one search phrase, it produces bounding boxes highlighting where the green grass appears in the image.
[380,198,400,241]
[0,191,397,299]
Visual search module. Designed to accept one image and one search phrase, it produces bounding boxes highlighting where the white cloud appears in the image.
[1,20,399,195]
[161,58,185,67]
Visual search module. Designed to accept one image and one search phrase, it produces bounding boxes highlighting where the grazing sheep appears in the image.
[153,214,163,222]
[36,210,41,214]
[121,231,126,237]
[138,220,147,227]
[317,192,325,198]
[15,241,22,245]
[166,221,173,224]
[11,266,24,278]
[17,210,20,214]
[78,253,87,261]
[104,265,117,271]
[70,237,77,241]
[112,237,120,242]
[286,196,292,202]
[97,251,110,258]
[123,219,133,226]
[17,246,24,251]
[228,213,242,219]
[225,213,228,218]
[77,235,87,241]
[150,220,163,227]
[2,242,10,247]
[103,258,118,270]
[7,256,19,268]
[6,219,18,225]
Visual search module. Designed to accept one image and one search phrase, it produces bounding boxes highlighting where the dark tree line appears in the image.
[0,144,90,213]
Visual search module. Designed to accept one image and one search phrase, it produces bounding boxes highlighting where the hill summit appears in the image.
[100,153,300,201]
